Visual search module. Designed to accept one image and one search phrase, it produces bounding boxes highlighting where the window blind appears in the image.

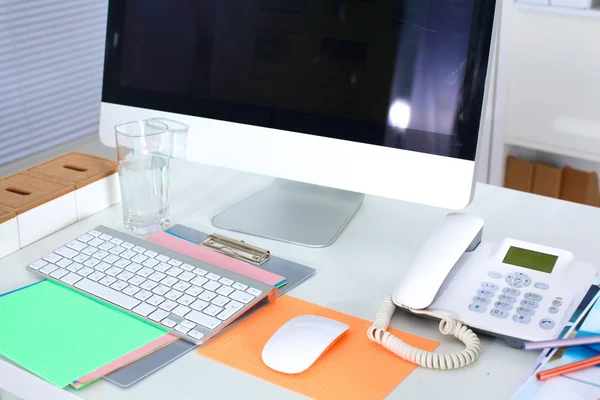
[0,0,108,166]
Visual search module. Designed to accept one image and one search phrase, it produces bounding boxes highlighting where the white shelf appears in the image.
[505,136,600,164]
[515,2,600,18]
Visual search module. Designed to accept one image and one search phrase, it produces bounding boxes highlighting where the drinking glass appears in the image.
[115,120,171,235]
[151,118,189,159]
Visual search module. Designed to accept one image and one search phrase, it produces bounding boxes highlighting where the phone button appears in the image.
[490,309,508,319]
[512,314,531,324]
[477,289,495,298]
[525,293,543,302]
[481,282,499,291]
[520,300,539,309]
[508,282,523,288]
[539,318,555,330]
[488,271,503,279]
[469,303,487,313]
[552,299,563,307]
[517,307,536,316]
[494,301,513,311]
[473,296,491,305]
[548,306,560,314]
[534,282,549,290]
[498,294,517,303]
[503,288,521,296]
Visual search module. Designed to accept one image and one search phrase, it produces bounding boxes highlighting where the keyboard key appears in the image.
[56,246,79,259]
[120,241,133,249]
[155,263,170,272]
[126,263,143,273]
[178,294,196,306]
[144,250,158,258]
[203,281,221,291]
[50,268,68,279]
[186,286,203,297]
[134,290,152,301]
[67,262,83,272]
[133,303,156,317]
[156,254,169,262]
[180,320,196,330]
[229,290,254,304]
[159,300,178,312]
[122,285,140,296]
[204,304,223,316]
[109,246,126,255]
[82,246,97,255]
[99,233,111,240]
[56,258,73,268]
[66,240,87,251]
[199,291,217,302]
[61,272,82,285]
[29,259,48,270]
[120,250,137,260]
[75,278,141,310]
[149,272,166,282]
[89,230,102,237]
[173,281,191,292]
[219,278,234,286]
[172,305,191,317]
[99,276,117,286]
[128,275,145,286]
[83,258,100,268]
[78,233,94,242]
[106,266,123,277]
[191,277,208,287]
[88,271,105,282]
[111,280,128,291]
[117,271,134,281]
[216,286,234,297]
[92,250,110,260]
[217,308,237,321]
[148,309,169,322]
[169,259,183,267]
[131,254,148,264]
[103,254,119,264]
[152,285,170,296]
[191,300,209,311]
[193,268,207,276]
[73,254,90,263]
[43,253,62,263]
[133,246,146,253]
[147,295,165,306]
[143,258,160,268]
[77,267,94,277]
[186,311,221,330]
[174,324,190,334]
[162,318,177,328]
[95,262,111,272]
[178,271,195,282]
[138,267,154,277]
[165,290,183,301]
[140,280,158,291]
[110,238,124,245]
[212,295,230,307]
[206,273,221,281]
[166,267,183,277]
[161,276,178,287]
[246,288,262,296]
[98,242,115,251]
[188,330,205,340]
[89,238,104,247]
[226,300,243,311]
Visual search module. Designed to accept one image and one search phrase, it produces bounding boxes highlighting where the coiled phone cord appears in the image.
[367,294,481,369]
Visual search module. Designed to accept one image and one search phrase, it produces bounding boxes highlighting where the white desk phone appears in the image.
[368,213,597,369]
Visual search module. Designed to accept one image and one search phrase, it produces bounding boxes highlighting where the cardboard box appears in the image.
[505,156,534,193]
[28,152,120,220]
[0,206,19,259]
[531,163,563,198]
[0,173,77,247]
[560,166,600,207]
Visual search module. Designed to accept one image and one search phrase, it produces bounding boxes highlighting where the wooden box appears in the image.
[28,152,120,220]
[0,173,76,247]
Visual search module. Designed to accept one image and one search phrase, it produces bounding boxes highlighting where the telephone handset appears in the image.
[368,213,597,370]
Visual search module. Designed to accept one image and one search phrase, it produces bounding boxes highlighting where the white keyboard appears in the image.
[27,226,275,345]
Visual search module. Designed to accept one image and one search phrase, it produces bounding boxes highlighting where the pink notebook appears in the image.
[146,232,286,287]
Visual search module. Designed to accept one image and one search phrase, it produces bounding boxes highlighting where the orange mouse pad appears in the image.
[198,295,439,400]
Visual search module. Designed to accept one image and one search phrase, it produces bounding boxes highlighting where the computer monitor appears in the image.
[100,0,497,246]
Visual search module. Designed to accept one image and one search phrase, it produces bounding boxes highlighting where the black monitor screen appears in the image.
[103,0,496,161]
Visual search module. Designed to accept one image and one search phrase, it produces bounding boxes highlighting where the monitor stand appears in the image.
[212,179,364,248]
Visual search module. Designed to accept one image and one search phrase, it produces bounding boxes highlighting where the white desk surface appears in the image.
[2,159,600,400]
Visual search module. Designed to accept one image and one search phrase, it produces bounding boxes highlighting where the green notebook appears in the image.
[0,280,167,387]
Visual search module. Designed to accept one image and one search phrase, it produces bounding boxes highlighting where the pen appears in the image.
[536,354,600,381]
[524,335,600,351]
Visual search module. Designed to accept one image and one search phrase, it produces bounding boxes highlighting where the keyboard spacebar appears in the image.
[75,279,141,310]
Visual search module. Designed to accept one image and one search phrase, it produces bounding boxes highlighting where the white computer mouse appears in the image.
[262,315,349,374]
